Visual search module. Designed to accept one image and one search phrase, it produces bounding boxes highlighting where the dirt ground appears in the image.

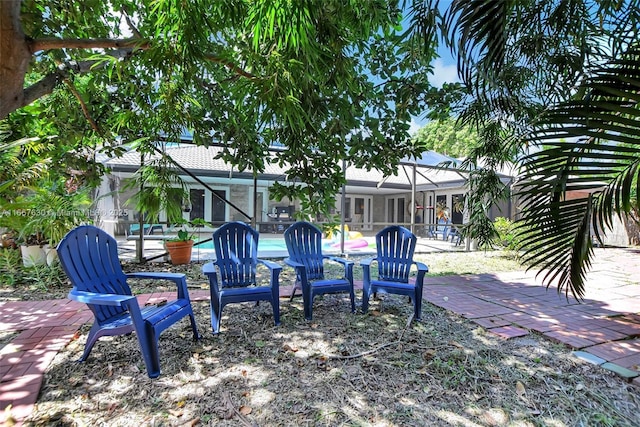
[4,253,640,426]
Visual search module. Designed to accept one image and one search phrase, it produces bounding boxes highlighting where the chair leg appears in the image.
[139,325,161,379]
[362,285,371,314]
[414,290,423,322]
[188,311,200,340]
[272,292,281,326]
[289,280,300,302]
[78,322,102,362]
[210,299,222,334]
[303,287,313,321]
[349,287,356,314]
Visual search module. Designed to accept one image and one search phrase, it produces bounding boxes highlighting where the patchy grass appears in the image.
[0,250,526,301]
[25,295,639,426]
[4,249,639,426]
[413,250,523,276]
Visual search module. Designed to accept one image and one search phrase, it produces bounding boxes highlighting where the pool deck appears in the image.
[116,234,465,262]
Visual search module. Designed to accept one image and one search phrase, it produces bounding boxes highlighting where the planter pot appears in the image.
[165,240,194,265]
[20,245,47,267]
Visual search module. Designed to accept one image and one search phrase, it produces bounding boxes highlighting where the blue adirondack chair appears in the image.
[283,221,355,320]
[430,218,451,240]
[202,222,281,334]
[56,225,200,378]
[361,225,429,321]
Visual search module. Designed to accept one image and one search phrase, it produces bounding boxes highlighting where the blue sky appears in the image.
[408,48,460,135]
[406,0,461,134]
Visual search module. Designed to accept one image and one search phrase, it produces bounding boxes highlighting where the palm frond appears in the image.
[517,46,640,298]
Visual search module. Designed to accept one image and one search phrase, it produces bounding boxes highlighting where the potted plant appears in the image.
[15,185,91,266]
[164,218,196,265]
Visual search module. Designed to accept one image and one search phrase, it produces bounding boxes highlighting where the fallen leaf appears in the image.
[372,310,381,316]
[283,343,298,352]
[176,400,186,408]
[239,405,252,415]
[169,409,184,417]
[516,381,526,397]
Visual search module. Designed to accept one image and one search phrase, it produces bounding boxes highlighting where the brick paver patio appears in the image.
[1,247,639,425]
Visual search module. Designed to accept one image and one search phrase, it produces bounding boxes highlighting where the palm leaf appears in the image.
[517,45,640,298]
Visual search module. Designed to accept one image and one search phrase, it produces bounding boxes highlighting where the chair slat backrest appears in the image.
[375,225,417,283]
[284,221,324,281]
[213,222,259,287]
[57,225,131,323]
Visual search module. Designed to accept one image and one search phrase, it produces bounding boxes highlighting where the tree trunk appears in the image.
[0,0,32,119]
[625,209,640,246]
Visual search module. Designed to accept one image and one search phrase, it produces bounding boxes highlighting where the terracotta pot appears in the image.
[165,240,194,265]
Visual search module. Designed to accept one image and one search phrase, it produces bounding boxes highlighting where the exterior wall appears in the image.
[98,170,517,239]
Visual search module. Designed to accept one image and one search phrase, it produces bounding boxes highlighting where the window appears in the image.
[397,197,405,223]
[452,194,464,224]
[211,190,226,223]
[189,189,205,221]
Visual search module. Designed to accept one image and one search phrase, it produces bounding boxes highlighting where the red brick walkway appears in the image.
[2,247,640,425]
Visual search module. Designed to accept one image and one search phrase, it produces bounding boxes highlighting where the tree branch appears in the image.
[22,73,63,108]
[64,79,103,136]
[30,37,149,53]
[203,54,257,79]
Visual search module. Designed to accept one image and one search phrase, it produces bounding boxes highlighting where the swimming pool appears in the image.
[194,238,288,251]
[192,236,375,257]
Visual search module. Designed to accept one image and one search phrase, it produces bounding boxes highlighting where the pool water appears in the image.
[194,238,288,251]
[193,237,374,253]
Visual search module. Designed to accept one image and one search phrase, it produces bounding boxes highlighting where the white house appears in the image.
[96,144,516,236]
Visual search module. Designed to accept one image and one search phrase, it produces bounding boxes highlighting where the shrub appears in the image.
[494,217,518,250]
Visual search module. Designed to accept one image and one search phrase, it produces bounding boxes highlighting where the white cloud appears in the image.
[430,58,460,87]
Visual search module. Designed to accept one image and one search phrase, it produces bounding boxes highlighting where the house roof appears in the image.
[105,145,514,194]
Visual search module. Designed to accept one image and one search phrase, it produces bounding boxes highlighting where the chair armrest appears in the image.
[202,262,220,296]
[68,289,137,306]
[126,272,190,300]
[283,258,304,269]
[257,258,283,272]
[326,256,354,267]
[413,261,429,273]
[413,261,429,288]
[202,262,216,276]
[127,272,186,281]
[360,257,377,267]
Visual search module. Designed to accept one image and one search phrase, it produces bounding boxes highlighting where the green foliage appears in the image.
[5,0,456,224]
[2,180,92,246]
[411,117,480,158]
[493,217,519,250]
[429,0,640,297]
[0,247,67,291]
[516,45,640,298]
[0,248,21,287]
[122,150,188,225]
